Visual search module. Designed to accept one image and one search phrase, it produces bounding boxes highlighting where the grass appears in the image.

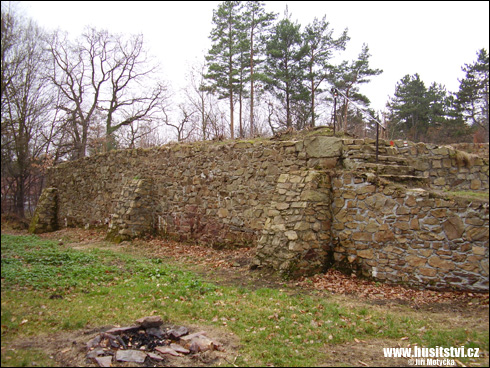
[1,234,488,367]
[444,190,489,200]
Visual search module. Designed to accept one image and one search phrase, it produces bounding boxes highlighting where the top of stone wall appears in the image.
[450,143,489,159]
[48,130,488,177]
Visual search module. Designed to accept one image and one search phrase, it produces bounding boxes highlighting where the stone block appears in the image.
[472,246,486,256]
[470,179,482,190]
[418,267,437,277]
[442,216,465,240]
[217,208,229,218]
[374,230,395,242]
[285,230,298,240]
[428,256,455,270]
[357,249,374,259]
[405,255,427,267]
[300,190,329,202]
[466,227,489,241]
[304,136,343,158]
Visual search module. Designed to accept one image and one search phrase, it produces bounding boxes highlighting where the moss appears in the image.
[28,212,40,234]
[443,190,489,201]
[105,230,129,244]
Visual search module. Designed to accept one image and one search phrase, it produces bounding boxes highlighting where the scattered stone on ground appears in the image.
[85,315,224,367]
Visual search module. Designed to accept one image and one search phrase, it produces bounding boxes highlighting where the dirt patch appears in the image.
[5,323,240,367]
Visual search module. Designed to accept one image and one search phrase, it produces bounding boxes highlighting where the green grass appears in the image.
[1,234,488,367]
[445,190,489,200]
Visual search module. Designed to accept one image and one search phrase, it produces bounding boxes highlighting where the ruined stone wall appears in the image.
[331,172,489,291]
[34,134,489,290]
[254,170,333,278]
[451,143,489,159]
[342,139,489,192]
[46,137,341,246]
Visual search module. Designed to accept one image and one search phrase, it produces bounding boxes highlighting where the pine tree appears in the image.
[242,1,276,136]
[456,48,489,142]
[263,11,308,129]
[302,16,348,127]
[388,74,473,143]
[205,1,243,139]
[387,74,430,142]
[329,44,382,132]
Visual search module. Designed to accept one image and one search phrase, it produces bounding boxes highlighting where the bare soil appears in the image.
[2,227,489,367]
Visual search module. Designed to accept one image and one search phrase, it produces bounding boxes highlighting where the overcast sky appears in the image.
[18,1,490,113]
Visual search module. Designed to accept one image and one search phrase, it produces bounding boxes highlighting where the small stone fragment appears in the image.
[186,335,215,353]
[86,334,102,349]
[105,326,140,334]
[86,348,105,359]
[135,315,163,329]
[147,352,165,361]
[146,327,165,338]
[154,346,182,357]
[167,326,189,339]
[115,349,147,363]
[170,343,190,354]
[95,356,113,367]
[179,331,207,341]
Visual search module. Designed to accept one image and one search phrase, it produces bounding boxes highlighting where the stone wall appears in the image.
[32,133,489,290]
[254,170,333,278]
[106,178,156,242]
[331,172,489,291]
[342,139,489,192]
[29,187,58,234]
[451,143,489,159]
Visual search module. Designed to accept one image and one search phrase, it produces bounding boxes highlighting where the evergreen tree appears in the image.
[456,48,489,142]
[263,11,308,129]
[236,14,251,138]
[387,74,430,142]
[302,16,348,127]
[242,1,276,136]
[386,74,471,143]
[329,44,382,132]
[205,1,243,139]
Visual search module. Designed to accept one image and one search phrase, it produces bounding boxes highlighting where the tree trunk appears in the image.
[310,59,315,127]
[14,176,25,218]
[230,91,234,139]
[250,23,255,137]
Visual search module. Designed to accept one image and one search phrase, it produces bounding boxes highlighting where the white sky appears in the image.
[18,1,490,113]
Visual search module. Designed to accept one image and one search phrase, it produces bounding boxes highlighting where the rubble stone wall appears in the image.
[46,137,339,246]
[331,172,489,291]
[34,135,489,290]
[342,139,489,192]
[254,170,333,278]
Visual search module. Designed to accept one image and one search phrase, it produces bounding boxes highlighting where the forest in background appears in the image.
[1,1,489,218]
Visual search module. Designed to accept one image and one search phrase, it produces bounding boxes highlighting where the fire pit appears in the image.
[85,316,224,367]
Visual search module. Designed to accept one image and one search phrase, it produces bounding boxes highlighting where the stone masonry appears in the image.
[31,132,489,291]
[331,172,489,291]
[106,178,156,243]
[254,170,333,278]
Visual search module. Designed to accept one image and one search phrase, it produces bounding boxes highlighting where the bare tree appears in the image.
[184,61,221,141]
[163,103,198,143]
[1,6,54,217]
[118,119,162,149]
[48,27,168,158]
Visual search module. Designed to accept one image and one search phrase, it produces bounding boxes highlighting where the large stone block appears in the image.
[442,216,465,240]
[304,136,342,158]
